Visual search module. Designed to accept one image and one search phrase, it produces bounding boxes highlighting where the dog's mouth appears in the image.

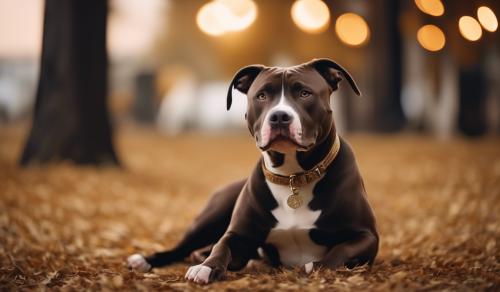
[258,129,313,152]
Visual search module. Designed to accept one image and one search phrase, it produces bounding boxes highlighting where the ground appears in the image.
[1,125,499,291]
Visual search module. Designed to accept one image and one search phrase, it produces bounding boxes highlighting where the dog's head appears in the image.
[227,58,360,152]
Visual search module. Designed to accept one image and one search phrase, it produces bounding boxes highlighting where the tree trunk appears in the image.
[458,65,487,136]
[369,0,406,131]
[20,0,119,166]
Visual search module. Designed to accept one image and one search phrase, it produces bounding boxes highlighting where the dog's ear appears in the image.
[309,58,361,96]
[227,65,265,110]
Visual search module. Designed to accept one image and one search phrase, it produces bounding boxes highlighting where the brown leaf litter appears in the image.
[1,125,499,291]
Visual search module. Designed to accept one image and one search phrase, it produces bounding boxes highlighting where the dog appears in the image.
[127,58,379,284]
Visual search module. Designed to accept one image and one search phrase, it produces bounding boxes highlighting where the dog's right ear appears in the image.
[227,65,264,110]
[308,58,361,96]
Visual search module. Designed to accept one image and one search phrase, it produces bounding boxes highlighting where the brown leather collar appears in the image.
[262,134,341,188]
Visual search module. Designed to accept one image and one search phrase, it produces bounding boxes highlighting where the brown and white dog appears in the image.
[127,59,379,284]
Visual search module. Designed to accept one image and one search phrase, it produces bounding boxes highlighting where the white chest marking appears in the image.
[263,153,327,267]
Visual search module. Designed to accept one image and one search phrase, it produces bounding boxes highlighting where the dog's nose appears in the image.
[269,111,293,126]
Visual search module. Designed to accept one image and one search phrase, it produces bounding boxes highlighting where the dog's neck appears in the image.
[262,127,336,176]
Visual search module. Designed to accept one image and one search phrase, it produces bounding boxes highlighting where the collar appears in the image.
[261,134,341,188]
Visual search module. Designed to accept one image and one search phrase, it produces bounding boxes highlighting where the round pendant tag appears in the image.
[287,194,302,209]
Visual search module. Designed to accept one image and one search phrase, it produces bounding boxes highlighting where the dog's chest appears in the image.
[264,180,327,267]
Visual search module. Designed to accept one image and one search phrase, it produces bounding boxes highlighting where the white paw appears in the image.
[304,262,314,274]
[127,254,152,272]
[185,264,212,284]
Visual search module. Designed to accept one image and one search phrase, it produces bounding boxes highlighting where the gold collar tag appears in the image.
[287,175,302,209]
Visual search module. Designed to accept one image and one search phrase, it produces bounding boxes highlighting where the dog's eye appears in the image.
[256,93,266,100]
[300,90,312,98]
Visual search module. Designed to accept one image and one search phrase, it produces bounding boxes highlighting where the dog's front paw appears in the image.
[185,264,213,284]
[127,254,152,272]
[304,262,314,274]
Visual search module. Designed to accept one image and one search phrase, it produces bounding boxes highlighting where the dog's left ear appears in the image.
[227,65,264,110]
[309,58,361,96]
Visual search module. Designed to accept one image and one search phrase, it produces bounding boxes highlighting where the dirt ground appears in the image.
[1,125,499,291]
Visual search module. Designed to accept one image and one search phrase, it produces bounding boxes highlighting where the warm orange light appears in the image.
[335,13,370,47]
[415,0,444,17]
[417,24,445,52]
[196,0,257,37]
[459,16,483,41]
[218,0,257,32]
[197,2,225,36]
[477,6,498,32]
[291,0,330,34]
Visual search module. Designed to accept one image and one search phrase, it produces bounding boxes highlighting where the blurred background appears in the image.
[1,0,498,140]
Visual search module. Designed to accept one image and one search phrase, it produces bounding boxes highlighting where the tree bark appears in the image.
[369,0,406,131]
[20,0,119,166]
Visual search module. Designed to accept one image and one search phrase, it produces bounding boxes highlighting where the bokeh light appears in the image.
[197,2,225,36]
[417,24,445,52]
[291,0,330,34]
[414,0,444,17]
[196,0,257,37]
[458,16,483,41]
[477,6,498,32]
[218,0,257,32]
[335,13,370,47]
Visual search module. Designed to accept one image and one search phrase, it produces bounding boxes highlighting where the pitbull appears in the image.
[127,58,379,284]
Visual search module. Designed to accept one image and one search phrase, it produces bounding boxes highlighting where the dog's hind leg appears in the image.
[309,231,379,273]
[128,179,246,271]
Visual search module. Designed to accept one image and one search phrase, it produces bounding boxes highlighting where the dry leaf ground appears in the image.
[1,125,499,291]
